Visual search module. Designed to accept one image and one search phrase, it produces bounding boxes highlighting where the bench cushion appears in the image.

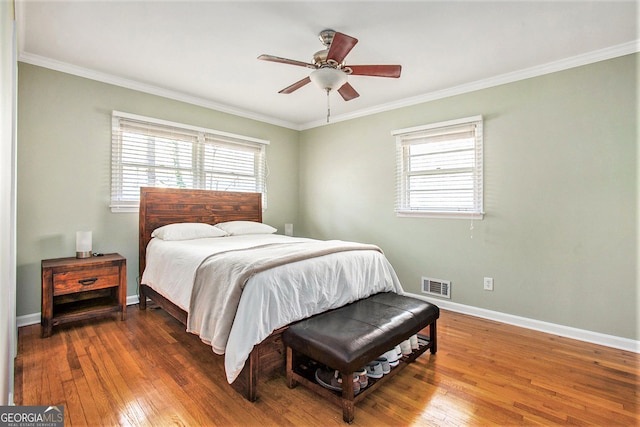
[282,292,439,373]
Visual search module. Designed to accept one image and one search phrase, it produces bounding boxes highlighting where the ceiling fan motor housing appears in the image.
[313,49,329,66]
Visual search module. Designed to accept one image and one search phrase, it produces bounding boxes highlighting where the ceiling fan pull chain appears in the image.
[326,88,331,123]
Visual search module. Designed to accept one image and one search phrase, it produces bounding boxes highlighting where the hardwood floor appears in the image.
[15,304,639,426]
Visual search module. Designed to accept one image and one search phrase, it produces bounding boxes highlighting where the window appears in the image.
[111,111,268,212]
[393,116,483,219]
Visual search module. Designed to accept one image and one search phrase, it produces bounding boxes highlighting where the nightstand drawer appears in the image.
[53,265,120,295]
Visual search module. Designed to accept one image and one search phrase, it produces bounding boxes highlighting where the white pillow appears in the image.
[151,223,228,241]
[215,221,277,236]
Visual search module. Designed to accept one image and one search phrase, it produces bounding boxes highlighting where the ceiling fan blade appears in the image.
[327,32,358,64]
[258,54,316,69]
[279,76,312,94]
[338,82,360,101]
[348,65,402,78]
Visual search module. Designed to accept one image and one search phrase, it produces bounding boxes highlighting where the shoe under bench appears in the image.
[282,292,439,423]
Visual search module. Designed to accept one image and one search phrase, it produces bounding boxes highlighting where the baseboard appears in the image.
[17,293,638,353]
[16,295,141,328]
[16,313,40,328]
[406,292,640,354]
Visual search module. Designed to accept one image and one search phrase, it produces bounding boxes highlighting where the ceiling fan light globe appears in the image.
[309,67,347,91]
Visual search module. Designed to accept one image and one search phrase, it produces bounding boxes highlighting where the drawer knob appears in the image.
[78,278,98,286]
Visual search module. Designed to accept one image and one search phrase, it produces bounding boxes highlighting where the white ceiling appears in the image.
[17,1,639,130]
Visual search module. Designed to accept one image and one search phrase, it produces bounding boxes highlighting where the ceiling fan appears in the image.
[258,29,402,104]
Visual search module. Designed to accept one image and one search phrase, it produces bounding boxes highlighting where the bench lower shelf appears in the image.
[287,334,434,422]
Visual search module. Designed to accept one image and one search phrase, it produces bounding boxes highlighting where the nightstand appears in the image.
[41,253,127,337]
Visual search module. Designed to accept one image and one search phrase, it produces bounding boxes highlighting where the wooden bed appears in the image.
[138,187,286,401]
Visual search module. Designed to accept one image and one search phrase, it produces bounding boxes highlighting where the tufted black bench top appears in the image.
[283,292,439,374]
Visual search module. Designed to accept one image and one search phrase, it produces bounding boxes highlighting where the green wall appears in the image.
[16,63,300,317]
[16,54,638,342]
[298,54,638,340]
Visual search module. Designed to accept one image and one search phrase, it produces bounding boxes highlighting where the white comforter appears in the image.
[141,234,404,383]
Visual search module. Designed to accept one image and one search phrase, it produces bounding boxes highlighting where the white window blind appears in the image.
[393,116,483,219]
[111,111,269,212]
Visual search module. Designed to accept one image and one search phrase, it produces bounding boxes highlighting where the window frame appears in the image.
[110,111,269,213]
[392,115,484,219]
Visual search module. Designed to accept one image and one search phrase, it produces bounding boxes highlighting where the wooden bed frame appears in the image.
[138,187,286,401]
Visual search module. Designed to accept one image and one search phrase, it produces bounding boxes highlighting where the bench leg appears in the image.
[430,320,437,354]
[286,347,297,388]
[341,371,355,423]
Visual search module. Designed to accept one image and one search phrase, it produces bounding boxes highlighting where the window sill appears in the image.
[110,205,139,213]
[110,204,267,214]
[396,210,484,220]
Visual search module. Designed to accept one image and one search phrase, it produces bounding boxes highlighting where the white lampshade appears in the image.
[309,67,347,91]
[76,231,92,258]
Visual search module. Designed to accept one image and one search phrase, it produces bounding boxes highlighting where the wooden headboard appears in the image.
[138,187,262,278]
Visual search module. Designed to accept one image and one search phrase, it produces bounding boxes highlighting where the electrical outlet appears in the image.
[483,277,494,291]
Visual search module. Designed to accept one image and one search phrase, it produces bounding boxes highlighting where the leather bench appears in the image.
[283,292,439,423]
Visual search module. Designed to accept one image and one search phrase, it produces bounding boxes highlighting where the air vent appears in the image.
[421,277,451,299]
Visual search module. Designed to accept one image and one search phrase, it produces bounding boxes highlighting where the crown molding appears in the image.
[19,39,639,132]
[17,52,300,130]
[299,40,640,130]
